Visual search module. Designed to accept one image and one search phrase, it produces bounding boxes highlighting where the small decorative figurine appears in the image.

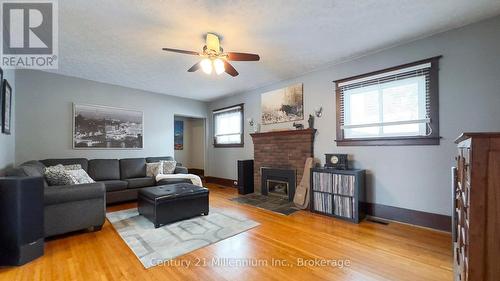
[293,122,304,130]
[308,114,314,129]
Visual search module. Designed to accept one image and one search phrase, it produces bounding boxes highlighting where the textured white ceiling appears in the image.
[49,0,500,101]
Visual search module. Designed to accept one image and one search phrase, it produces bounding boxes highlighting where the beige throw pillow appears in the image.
[146,162,163,177]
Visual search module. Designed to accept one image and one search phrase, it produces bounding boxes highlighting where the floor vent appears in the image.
[367,217,390,225]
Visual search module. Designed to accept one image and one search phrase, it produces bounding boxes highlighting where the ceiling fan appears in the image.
[162,33,260,77]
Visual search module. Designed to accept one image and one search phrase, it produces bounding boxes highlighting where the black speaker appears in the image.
[237,160,254,195]
[0,177,45,266]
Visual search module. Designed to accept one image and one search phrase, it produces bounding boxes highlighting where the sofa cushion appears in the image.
[120,158,146,179]
[44,182,105,205]
[146,156,173,163]
[174,166,188,174]
[88,159,120,181]
[98,180,128,192]
[125,177,155,189]
[7,161,49,187]
[18,161,46,177]
[40,158,89,171]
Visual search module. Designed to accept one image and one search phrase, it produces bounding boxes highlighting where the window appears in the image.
[335,57,440,146]
[213,104,244,147]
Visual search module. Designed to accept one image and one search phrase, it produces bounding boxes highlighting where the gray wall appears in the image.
[207,16,500,216]
[0,69,16,175]
[15,70,208,164]
[174,116,206,169]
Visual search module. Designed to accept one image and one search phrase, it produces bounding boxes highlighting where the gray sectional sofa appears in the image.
[7,156,189,237]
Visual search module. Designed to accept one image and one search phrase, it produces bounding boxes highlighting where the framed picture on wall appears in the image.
[174,120,184,150]
[2,80,12,135]
[261,83,304,125]
[73,103,143,149]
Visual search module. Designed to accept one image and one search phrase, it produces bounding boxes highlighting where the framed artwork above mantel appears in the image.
[261,83,304,125]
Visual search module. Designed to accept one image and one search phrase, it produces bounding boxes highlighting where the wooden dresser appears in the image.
[453,133,500,281]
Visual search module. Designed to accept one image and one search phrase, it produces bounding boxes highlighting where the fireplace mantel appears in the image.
[251,128,316,193]
[250,128,316,138]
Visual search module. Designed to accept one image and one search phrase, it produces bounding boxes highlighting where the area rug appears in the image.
[230,194,300,215]
[106,208,259,269]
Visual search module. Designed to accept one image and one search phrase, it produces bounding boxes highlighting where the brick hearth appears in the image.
[250,129,316,193]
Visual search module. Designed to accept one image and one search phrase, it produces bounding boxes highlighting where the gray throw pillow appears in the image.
[161,160,177,174]
[44,165,74,186]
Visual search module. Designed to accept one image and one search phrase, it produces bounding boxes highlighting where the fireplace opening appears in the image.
[261,167,296,202]
[267,179,289,199]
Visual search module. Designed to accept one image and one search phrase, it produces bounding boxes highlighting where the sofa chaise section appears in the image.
[44,182,105,237]
[6,159,105,237]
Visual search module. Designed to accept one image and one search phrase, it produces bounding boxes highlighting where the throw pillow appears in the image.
[44,165,74,186]
[146,162,163,177]
[67,169,95,184]
[161,160,177,174]
[64,164,82,170]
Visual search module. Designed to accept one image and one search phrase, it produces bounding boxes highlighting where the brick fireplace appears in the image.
[250,129,316,194]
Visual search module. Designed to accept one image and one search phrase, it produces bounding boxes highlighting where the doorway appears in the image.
[174,115,206,179]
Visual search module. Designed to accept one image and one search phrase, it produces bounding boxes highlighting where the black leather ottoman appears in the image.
[138,183,209,228]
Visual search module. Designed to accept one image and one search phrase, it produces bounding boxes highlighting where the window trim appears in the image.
[334,56,441,146]
[213,103,244,148]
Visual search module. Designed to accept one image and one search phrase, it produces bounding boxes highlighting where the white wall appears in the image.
[207,16,500,216]
[174,116,205,169]
[0,69,16,175]
[15,70,208,164]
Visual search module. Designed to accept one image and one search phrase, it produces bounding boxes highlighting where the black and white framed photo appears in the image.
[261,83,304,125]
[2,80,12,135]
[73,103,143,149]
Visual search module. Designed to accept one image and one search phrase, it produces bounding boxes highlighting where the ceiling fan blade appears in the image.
[187,62,201,72]
[226,52,260,61]
[206,33,220,52]
[223,60,239,77]
[162,48,199,56]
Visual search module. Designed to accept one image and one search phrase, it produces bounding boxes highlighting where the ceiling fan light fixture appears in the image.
[200,58,212,74]
[162,33,259,77]
[213,58,225,75]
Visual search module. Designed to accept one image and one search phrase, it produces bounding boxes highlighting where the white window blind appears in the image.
[213,105,243,145]
[338,63,432,139]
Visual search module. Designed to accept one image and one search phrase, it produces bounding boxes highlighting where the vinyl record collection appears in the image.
[312,172,333,192]
[333,195,355,218]
[313,192,332,214]
[311,169,365,223]
[332,174,355,196]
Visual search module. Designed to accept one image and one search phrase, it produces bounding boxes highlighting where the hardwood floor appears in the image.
[0,184,452,281]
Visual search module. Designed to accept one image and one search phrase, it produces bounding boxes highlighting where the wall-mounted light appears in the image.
[314,107,323,118]
[247,118,254,127]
